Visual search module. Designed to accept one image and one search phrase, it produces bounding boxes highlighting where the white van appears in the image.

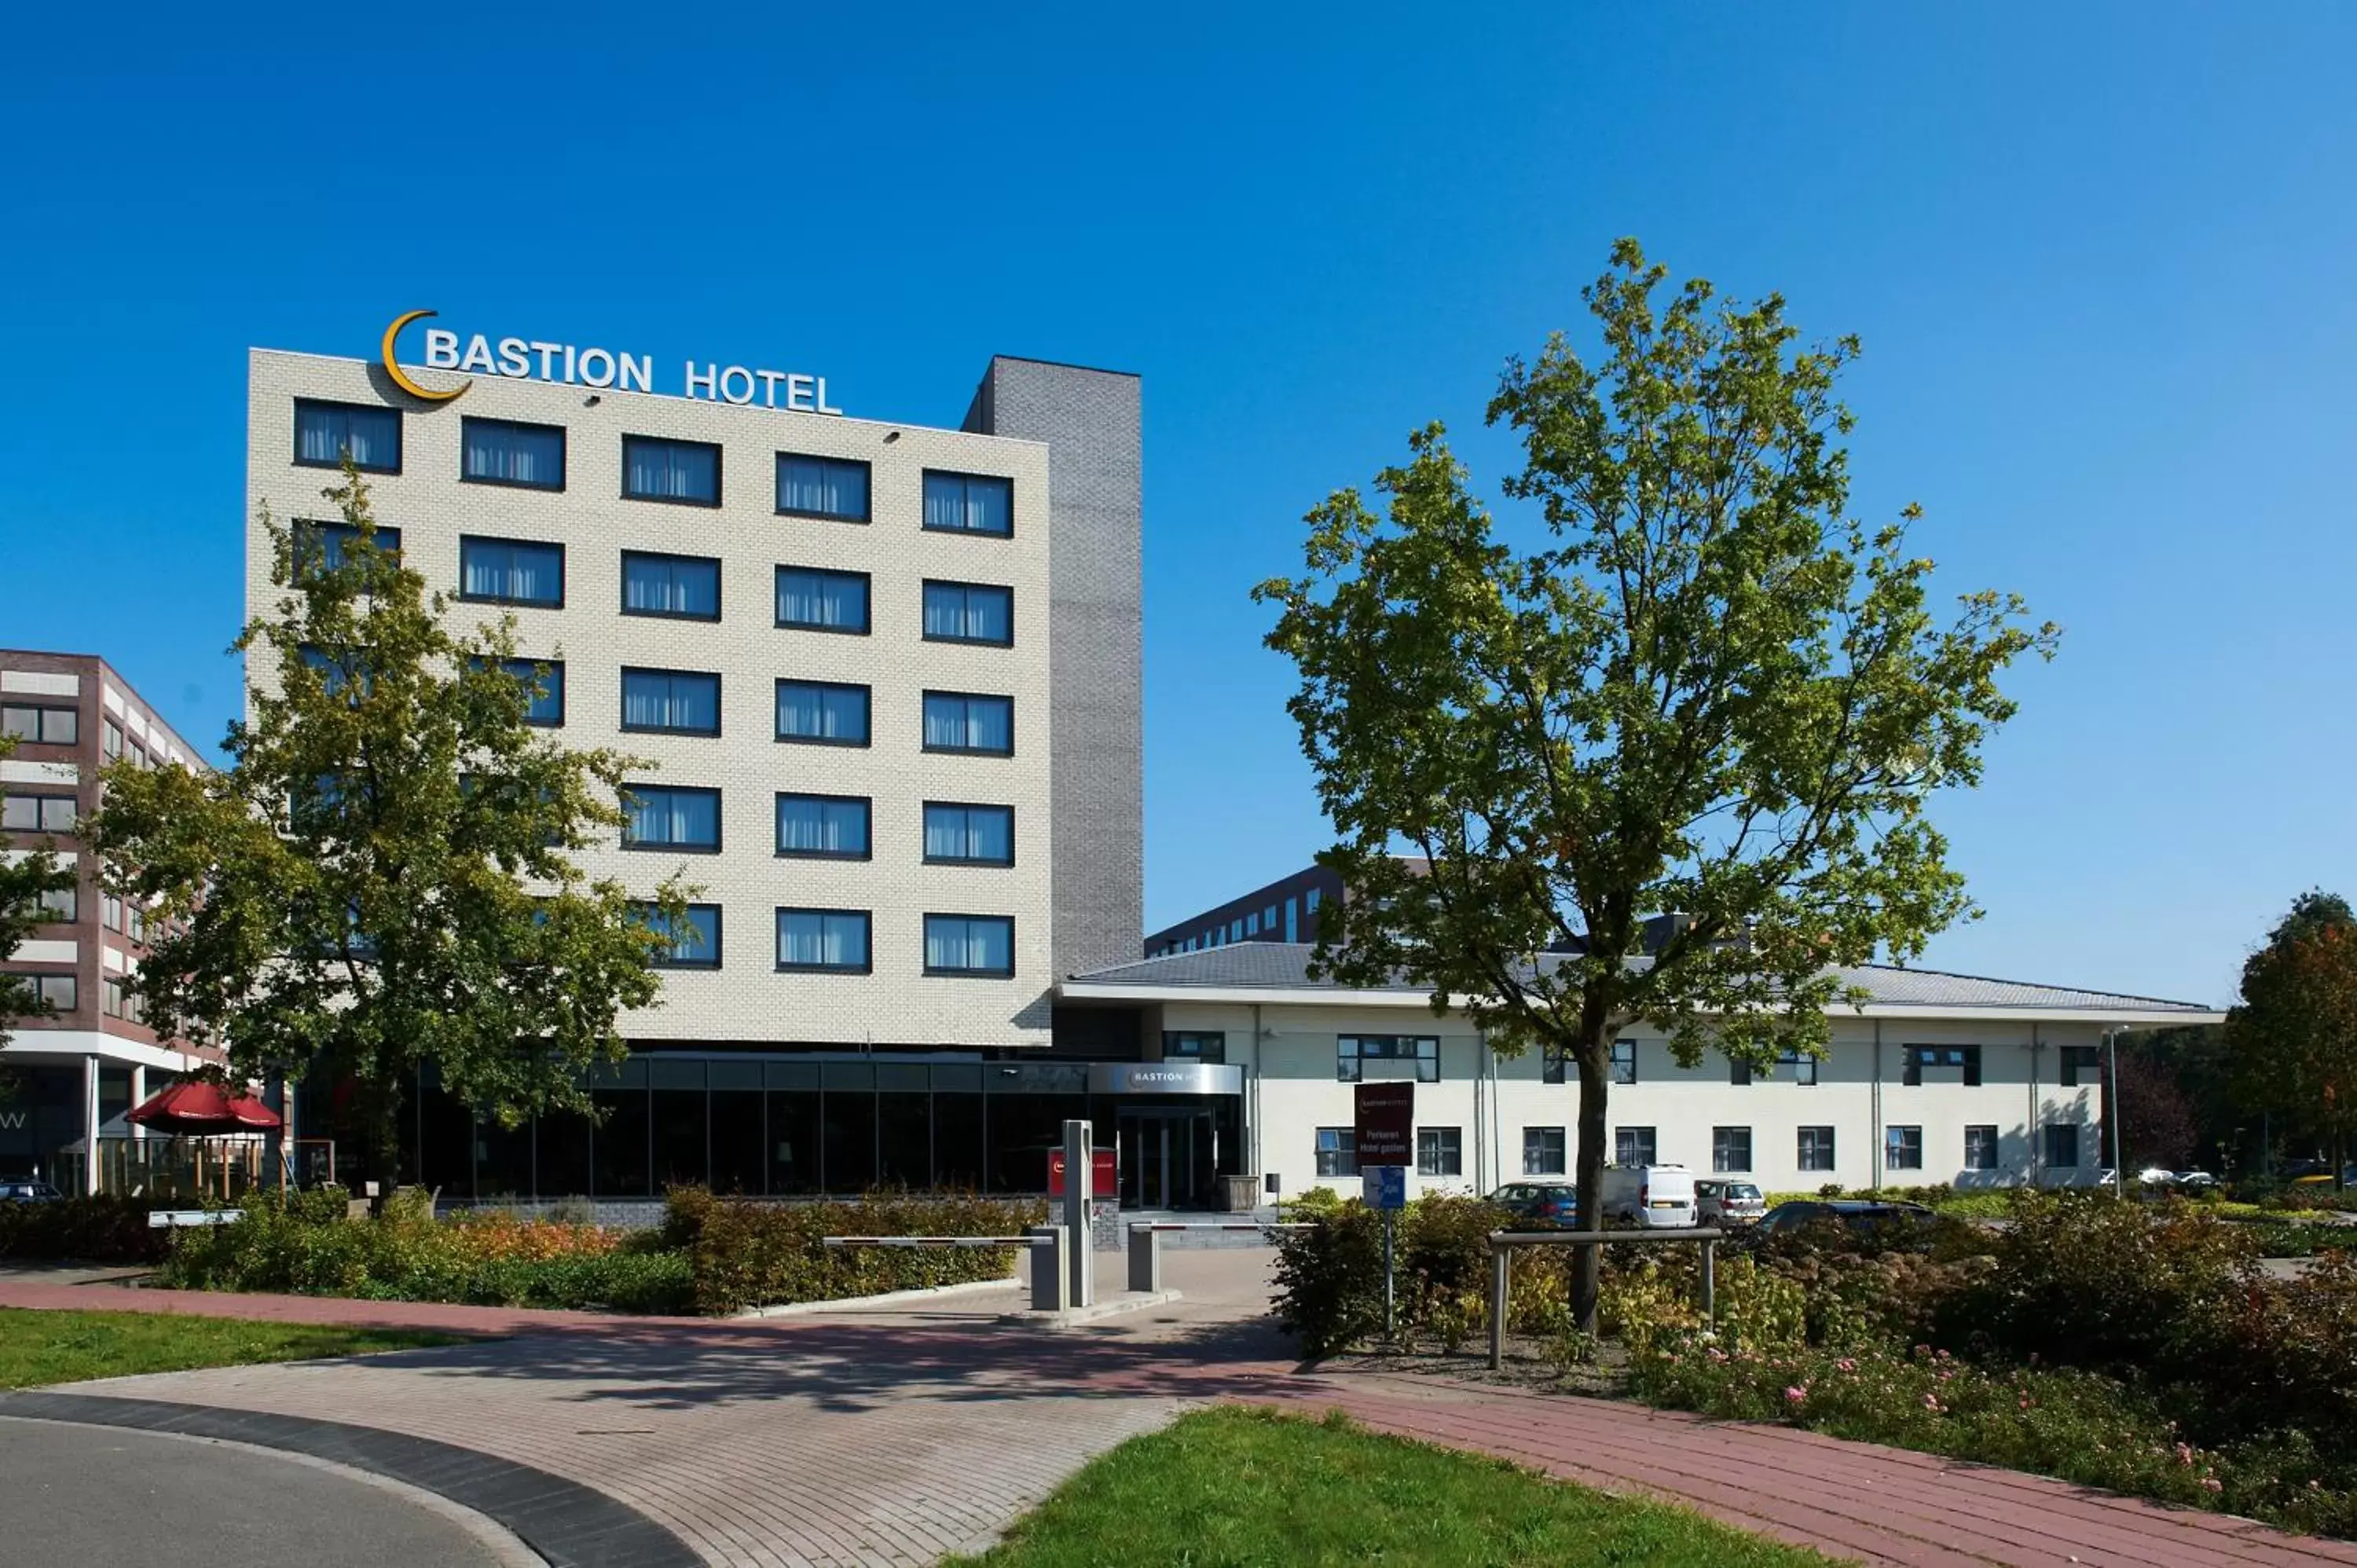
[1599,1163,1699,1228]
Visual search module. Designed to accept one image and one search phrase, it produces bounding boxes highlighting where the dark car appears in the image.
[1754,1199,1934,1241]
[1487,1181,1579,1228]
[0,1178,64,1203]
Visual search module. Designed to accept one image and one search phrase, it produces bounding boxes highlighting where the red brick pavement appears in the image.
[8,1272,2357,1567]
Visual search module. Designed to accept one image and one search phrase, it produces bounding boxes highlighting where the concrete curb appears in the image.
[728,1273,1022,1319]
[1005,1289,1185,1330]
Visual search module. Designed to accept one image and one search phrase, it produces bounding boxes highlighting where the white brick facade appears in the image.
[246,350,1057,1050]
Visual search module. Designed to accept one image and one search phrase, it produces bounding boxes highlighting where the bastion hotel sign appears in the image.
[378,309,843,414]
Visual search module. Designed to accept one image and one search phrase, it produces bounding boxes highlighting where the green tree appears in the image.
[84,462,690,1203]
[0,735,79,1047]
[1255,240,2055,1324]
[2228,892,2357,1189]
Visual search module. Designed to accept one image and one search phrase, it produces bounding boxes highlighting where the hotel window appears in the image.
[1902,1043,1981,1086]
[775,793,871,859]
[922,470,1013,537]
[1615,1127,1658,1166]
[1777,1046,1820,1086]
[459,536,563,607]
[1315,1127,1358,1178]
[101,721,121,760]
[776,908,871,973]
[636,903,720,969]
[621,551,720,621]
[2043,1124,2080,1169]
[462,416,566,489]
[2,793,76,832]
[1964,1124,2000,1171]
[38,885,75,921]
[1163,1031,1225,1063]
[775,680,871,746]
[775,566,871,634]
[775,454,871,521]
[293,520,402,582]
[1337,1035,1439,1084]
[922,581,1014,646]
[1713,1126,1753,1173]
[102,976,124,1017]
[1417,1127,1463,1178]
[483,657,563,726]
[1885,1125,1924,1171]
[295,398,400,472]
[2058,1045,2101,1087]
[924,914,1014,977]
[1523,1127,1567,1176]
[1,705,77,746]
[622,434,720,506]
[923,802,1014,866]
[922,691,1013,756]
[621,668,720,737]
[102,893,122,932]
[30,974,76,1011]
[1798,1126,1837,1171]
[1611,1039,1637,1085]
[621,784,720,852]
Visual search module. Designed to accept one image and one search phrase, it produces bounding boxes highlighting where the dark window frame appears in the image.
[620,783,723,854]
[774,791,874,862]
[637,902,722,970]
[491,656,565,727]
[1611,1038,1638,1085]
[921,800,1015,866]
[774,452,874,522]
[620,549,723,623]
[1964,1124,2001,1171]
[1523,1126,1567,1176]
[1615,1126,1659,1167]
[1162,1031,1226,1063]
[774,679,873,748]
[1314,1127,1358,1179]
[2044,1123,2081,1169]
[1713,1125,1754,1173]
[922,912,1017,979]
[460,415,568,492]
[920,579,1015,647]
[774,564,874,636]
[456,534,566,608]
[921,468,1015,537]
[1338,1034,1440,1084]
[294,397,401,474]
[0,705,79,746]
[1417,1127,1464,1178]
[291,519,403,584]
[2,793,79,833]
[2058,1045,2101,1088]
[1798,1125,1838,1172]
[921,690,1015,757]
[621,434,723,507]
[619,666,723,738]
[775,907,873,975]
[1885,1124,1926,1171]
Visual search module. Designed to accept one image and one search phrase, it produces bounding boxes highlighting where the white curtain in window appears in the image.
[779,797,865,854]
[779,912,864,968]
[778,570,863,629]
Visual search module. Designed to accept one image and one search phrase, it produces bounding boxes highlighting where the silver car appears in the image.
[1695,1179,1766,1225]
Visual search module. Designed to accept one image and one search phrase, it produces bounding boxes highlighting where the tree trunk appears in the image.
[366,1086,402,1218]
[1571,1021,1614,1332]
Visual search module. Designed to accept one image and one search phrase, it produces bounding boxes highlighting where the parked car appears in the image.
[0,1177,63,1203]
[1754,1199,1935,1244]
[1694,1179,1766,1226]
[1599,1163,1699,1228]
[1486,1180,1578,1228]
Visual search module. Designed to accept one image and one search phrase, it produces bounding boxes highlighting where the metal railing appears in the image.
[1487,1226,1725,1370]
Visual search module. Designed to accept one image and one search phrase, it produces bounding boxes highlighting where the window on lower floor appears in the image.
[2,793,76,832]
[2058,1045,2101,1088]
[775,566,871,633]
[1315,1127,1358,1178]
[20,973,76,1012]
[459,536,563,606]
[2,704,79,746]
[621,550,720,620]
[775,680,871,746]
[922,691,1013,756]
[621,668,721,737]
[775,908,870,973]
[923,914,1014,977]
[1798,1126,1837,1172]
[1338,1035,1439,1083]
[295,398,400,471]
[922,580,1013,646]
[294,519,404,583]
[1162,1031,1224,1062]
[636,903,720,969]
[102,720,121,760]
[1886,1124,1925,1171]
[1964,1124,2000,1171]
[101,976,123,1017]
[1615,1127,1657,1166]
[38,885,75,921]
[775,793,870,859]
[1523,1126,1567,1175]
[621,785,720,852]
[1713,1126,1753,1172]
[922,802,1013,866]
[2044,1123,2080,1169]
[1417,1127,1463,1178]
[484,657,563,726]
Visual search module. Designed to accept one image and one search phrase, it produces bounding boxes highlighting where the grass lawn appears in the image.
[0,1308,462,1388]
[943,1405,1828,1566]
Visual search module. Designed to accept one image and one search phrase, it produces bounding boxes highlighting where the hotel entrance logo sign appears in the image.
[378,310,843,413]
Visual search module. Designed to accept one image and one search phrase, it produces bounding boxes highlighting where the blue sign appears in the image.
[1364,1164,1409,1211]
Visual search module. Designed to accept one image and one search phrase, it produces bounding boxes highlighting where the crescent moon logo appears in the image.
[379,310,470,403]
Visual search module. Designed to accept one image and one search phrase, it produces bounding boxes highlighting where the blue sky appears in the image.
[3,4,2349,1006]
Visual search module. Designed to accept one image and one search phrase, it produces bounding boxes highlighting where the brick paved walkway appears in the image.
[9,1261,2357,1566]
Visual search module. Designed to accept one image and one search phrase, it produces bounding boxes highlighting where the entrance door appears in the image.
[1120,1108,1213,1209]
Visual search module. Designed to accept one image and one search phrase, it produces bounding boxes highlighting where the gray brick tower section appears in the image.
[962,357,1143,978]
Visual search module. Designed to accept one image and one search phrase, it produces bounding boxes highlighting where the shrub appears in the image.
[661,1188,1048,1315]
[0,1194,173,1264]
[1273,1194,1529,1355]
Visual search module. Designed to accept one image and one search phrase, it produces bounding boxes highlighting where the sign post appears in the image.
[1355,1083,1416,1346]
[1061,1119,1094,1309]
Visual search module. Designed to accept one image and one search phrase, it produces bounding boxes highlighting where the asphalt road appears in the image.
[0,1416,532,1567]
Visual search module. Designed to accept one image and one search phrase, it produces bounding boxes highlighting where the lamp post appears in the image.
[2107,1028,2124,1195]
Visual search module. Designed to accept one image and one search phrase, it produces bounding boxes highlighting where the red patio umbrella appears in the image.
[126,1079,282,1135]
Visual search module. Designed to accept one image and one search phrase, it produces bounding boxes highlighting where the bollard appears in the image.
[1489,1244,1510,1371]
[1700,1236,1717,1323]
[1127,1224,1162,1294]
[1028,1225,1069,1313]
